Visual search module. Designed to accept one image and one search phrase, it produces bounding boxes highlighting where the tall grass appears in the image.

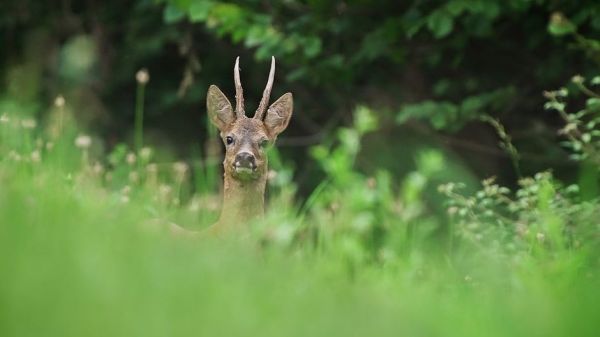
[0,90,599,337]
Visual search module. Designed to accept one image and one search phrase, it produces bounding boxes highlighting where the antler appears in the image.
[253,56,275,120]
[234,56,245,117]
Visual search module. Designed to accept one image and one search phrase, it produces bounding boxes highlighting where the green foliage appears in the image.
[396,87,516,130]
[2,78,600,335]
[303,106,444,264]
[544,75,600,165]
[163,1,323,61]
[2,0,600,190]
[2,1,600,334]
[548,12,577,36]
[480,114,522,177]
[440,173,599,259]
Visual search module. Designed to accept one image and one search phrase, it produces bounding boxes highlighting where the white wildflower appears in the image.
[267,170,278,181]
[21,118,37,129]
[536,232,545,243]
[126,152,137,165]
[129,171,140,184]
[121,185,131,195]
[30,150,41,163]
[54,95,65,108]
[136,68,150,84]
[146,163,158,174]
[75,135,92,149]
[173,161,188,180]
[139,147,153,161]
[92,162,104,175]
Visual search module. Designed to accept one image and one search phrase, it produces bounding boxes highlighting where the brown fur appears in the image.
[205,58,293,234]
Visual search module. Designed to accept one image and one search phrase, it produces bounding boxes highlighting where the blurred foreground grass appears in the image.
[1,100,599,337]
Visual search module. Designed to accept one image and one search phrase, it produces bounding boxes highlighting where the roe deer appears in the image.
[205,56,293,234]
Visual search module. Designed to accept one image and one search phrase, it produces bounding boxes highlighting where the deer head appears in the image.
[207,56,293,183]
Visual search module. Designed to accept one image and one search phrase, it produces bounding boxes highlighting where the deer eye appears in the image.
[259,139,269,148]
[225,136,234,145]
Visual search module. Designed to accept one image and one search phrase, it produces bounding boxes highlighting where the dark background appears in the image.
[2,0,600,193]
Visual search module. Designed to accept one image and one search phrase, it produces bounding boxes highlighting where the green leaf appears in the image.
[353,106,378,134]
[581,133,592,143]
[416,149,444,176]
[427,10,454,38]
[286,67,307,82]
[396,100,458,129]
[544,101,565,111]
[245,25,267,47]
[189,2,213,22]
[163,5,185,23]
[303,36,322,58]
[433,79,451,96]
[460,95,486,113]
[586,98,600,109]
[446,1,468,16]
[548,12,576,36]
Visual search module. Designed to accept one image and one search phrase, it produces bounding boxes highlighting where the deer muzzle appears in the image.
[234,152,257,174]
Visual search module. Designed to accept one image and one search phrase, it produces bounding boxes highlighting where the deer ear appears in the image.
[207,85,235,131]
[263,93,293,138]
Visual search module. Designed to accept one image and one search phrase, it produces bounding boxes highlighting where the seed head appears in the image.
[366,177,376,189]
[21,118,37,129]
[536,232,545,243]
[146,163,158,174]
[136,68,150,85]
[30,150,41,163]
[126,152,137,165]
[188,200,200,212]
[139,147,153,161]
[159,184,172,200]
[267,170,278,181]
[92,162,104,175]
[571,74,584,85]
[173,161,188,180]
[75,135,92,149]
[129,171,140,184]
[8,151,22,162]
[121,185,131,195]
[54,95,66,108]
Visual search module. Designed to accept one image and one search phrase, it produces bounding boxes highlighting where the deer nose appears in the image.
[234,152,256,170]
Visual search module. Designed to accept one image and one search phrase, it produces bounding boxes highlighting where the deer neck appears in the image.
[217,172,266,230]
